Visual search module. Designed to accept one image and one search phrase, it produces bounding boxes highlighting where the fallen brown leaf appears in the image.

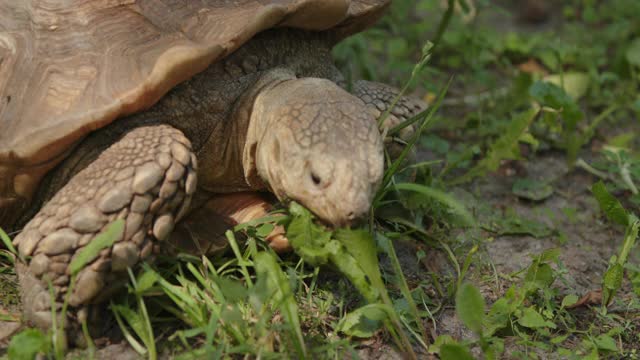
[567,289,602,309]
[517,59,548,76]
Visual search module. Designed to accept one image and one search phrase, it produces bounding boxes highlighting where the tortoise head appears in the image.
[244,76,384,227]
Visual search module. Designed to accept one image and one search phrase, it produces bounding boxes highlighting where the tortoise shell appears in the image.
[0,0,389,227]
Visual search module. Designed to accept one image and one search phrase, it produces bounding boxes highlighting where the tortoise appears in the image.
[0,0,426,338]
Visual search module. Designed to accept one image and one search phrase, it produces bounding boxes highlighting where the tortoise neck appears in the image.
[241,70,298,191]
[192,69,296,193]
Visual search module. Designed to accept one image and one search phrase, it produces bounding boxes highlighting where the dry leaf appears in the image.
[517,59,548,75]
[566,289,602,309]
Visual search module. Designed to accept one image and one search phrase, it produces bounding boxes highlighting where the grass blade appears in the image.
[0,227,18,259]
[68,220,124,275]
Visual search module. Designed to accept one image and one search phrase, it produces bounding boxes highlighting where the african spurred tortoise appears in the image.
[0,0,426,338]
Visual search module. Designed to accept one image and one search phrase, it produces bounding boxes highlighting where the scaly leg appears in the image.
[352,80,427,158]
[13,125,197,337]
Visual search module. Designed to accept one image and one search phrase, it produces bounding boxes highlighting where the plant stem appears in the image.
[433,0,456,49]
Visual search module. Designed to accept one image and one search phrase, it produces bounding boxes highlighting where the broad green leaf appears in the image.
[287,202,332,266]
[561,294,579,308]
[523,249,560,293]
[69,219,124,275]
[530,81,583,125]
[631,270,640,298]
[486,212,554,238]
[619,216,639,265]
[440,343,475,360]
[327,240,380,303]
[8,328,50,360]
[255,223,275,238]
[602,263,624,307]
[594,334,618,352]
[607,133,635,148]
[591,181,629,226]
[517,307,556,329]
[428,335,456,354]
[512,178,554,201]
[551,334,569,344]
[334,229,384,290]
[455,283,485,334]
[336,303,390,338]
[485,297,512,336]
[233,214,288,232]
[135,268,160,294]
[525,263,555,290]
[544,72,590,100]
[529,80,584,163]
[288,203,382,304]
[626,38,640,67]
[487,337,505,359]
[537,248,561,263]
[584,349,600,360]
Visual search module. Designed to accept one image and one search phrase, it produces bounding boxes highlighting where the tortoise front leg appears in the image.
[12,125,197,338]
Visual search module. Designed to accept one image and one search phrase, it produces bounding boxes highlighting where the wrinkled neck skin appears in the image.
[194,68,297,195]
[240,69,298,191]
[242,71,384,227]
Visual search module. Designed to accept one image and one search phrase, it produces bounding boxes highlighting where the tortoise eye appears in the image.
[310,172,321,186]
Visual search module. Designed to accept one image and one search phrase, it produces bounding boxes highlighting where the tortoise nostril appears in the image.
[310,172,322,186]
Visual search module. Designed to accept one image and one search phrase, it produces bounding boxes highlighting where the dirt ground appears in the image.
[357,122,640,358]
[435,145,640,357]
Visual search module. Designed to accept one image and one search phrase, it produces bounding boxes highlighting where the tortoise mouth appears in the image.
[280,195,366,229]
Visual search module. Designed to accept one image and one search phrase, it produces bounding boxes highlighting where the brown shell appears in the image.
[0,0,389,225]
